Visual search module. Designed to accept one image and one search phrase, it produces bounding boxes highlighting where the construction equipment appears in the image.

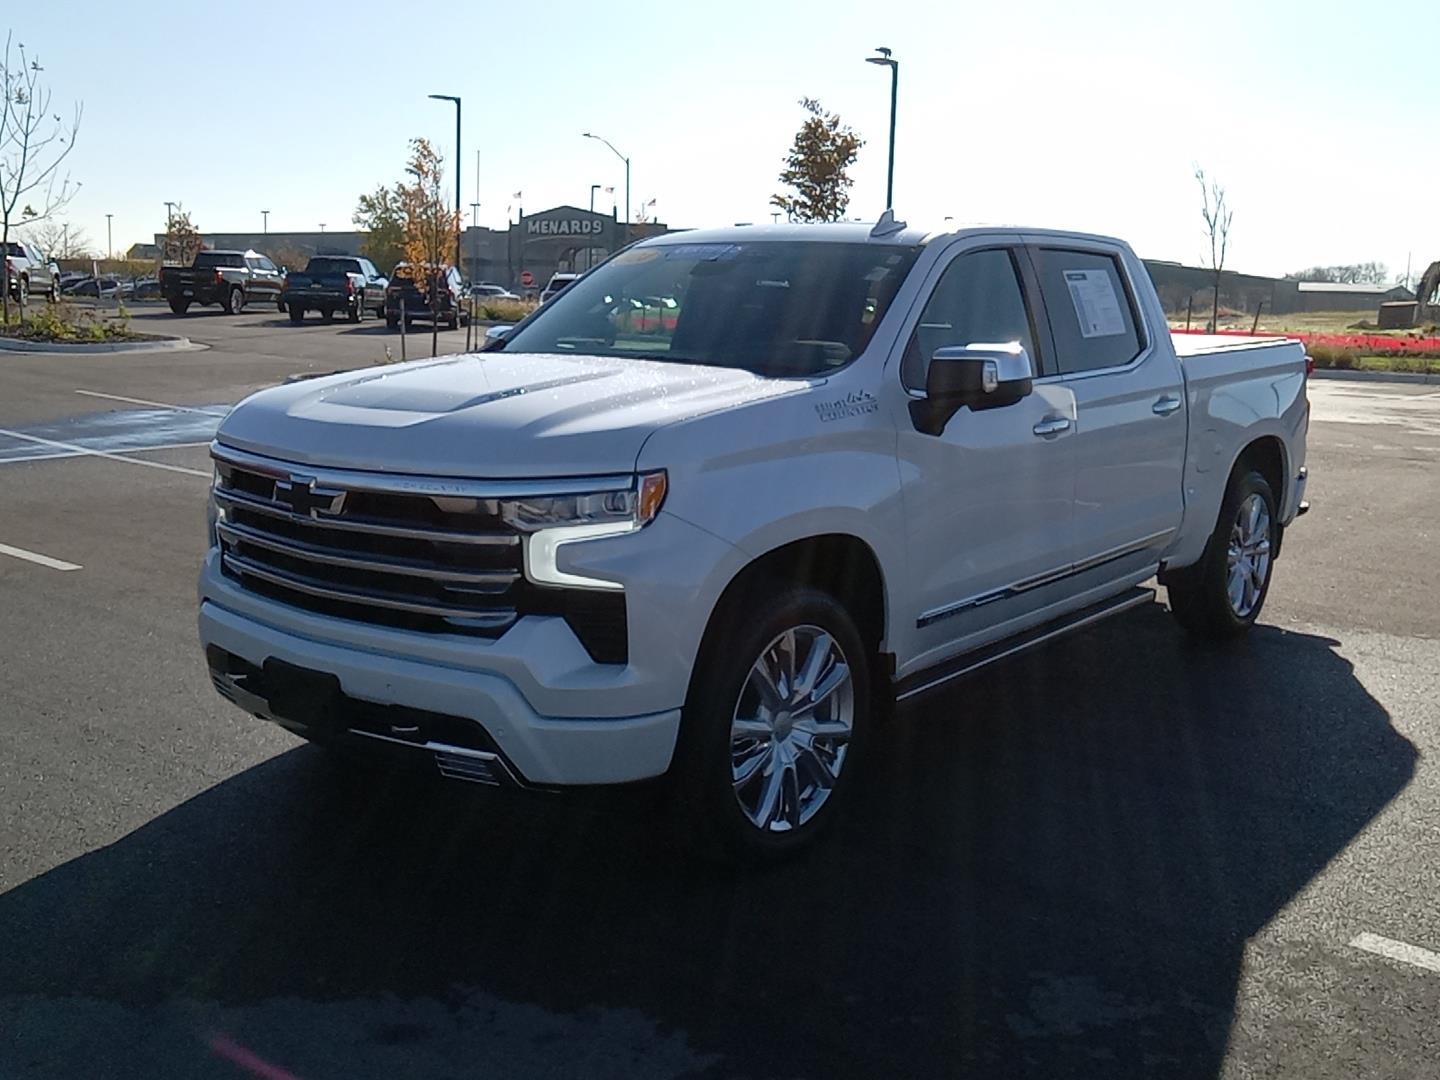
[1417,260,1440,322]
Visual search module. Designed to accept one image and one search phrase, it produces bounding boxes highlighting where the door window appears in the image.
[901,249,1036,391]
[1032,249,1143,374]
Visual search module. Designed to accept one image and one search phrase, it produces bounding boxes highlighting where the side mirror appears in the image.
[910,343,1034,436]
[481,324,514,352]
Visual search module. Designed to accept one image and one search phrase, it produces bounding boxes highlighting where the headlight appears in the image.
[206,469,225,547]
[507,471,666,591]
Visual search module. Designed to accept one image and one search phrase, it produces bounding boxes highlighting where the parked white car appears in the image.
[4,240,60,302]
[200,219,1310,857]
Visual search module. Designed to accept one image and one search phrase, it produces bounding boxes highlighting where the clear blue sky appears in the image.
[11,0,1437,279]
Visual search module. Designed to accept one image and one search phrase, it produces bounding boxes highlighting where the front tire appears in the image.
[1165,467,1277,639]
[673,584,870,861]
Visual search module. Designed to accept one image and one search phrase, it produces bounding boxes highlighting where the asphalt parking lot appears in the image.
[2,310,1438,1078]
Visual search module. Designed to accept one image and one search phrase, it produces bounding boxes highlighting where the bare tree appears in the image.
[24,218,89,258]
[1195,166,1233,332]
[0,32,82,321]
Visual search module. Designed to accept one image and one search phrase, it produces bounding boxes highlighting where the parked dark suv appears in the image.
[385,264,469,330]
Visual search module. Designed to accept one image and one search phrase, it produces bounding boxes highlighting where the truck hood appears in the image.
[216,351,803,478]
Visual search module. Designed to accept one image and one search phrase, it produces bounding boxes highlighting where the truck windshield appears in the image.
[501,240,921,377]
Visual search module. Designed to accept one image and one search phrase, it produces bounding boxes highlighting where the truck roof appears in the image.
[637,221,1130,250]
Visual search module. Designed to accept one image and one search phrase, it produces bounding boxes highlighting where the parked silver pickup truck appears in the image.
[201,219,1310,858]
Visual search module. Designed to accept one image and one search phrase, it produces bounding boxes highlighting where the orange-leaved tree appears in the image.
[399,137,458,357]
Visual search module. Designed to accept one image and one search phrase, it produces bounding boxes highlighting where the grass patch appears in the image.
[1,301,152,344]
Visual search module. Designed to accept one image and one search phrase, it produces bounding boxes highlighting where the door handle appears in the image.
[1152,395,1182,416]
[1032,416,1072,438]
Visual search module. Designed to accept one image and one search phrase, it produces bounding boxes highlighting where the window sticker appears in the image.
[1063,268,1127,338]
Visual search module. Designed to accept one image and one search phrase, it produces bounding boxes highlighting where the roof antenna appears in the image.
[870,208,906,238]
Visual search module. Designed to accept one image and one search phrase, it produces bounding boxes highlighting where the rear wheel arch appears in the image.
[1234,436,1287,513]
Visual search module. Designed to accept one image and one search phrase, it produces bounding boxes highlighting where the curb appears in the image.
[0,335,197,355]
[1309,369,1440,386]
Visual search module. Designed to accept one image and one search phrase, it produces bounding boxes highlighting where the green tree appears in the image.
[770,98,864,224]
[398,138,458,357]
[352,183,405,273]
[161,206,202,266]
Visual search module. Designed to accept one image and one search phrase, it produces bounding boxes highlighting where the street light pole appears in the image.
[262,209,270,235]
[429,94,462,272]
[583,132,630,246]
[866,47,899,210]
[469,201,480,281]
[105,214,113,260]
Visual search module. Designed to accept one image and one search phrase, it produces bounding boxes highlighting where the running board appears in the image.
[894,586,1156,703]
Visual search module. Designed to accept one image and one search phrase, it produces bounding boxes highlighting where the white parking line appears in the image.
[0,427,210,478]
[0,440,215,466]
[0,542,81,571]
[74,389,230,415]
[1350,933,1440,975]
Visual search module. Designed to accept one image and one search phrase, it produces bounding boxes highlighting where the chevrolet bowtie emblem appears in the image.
[274,475,346,518]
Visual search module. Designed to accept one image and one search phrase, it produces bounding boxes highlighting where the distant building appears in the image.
[1142,261,1415,315]
[157,206,678,294]
[1292,280,1414,312]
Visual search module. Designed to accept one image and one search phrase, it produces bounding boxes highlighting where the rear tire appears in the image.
[672,583,870,861]
[223,287,245,314]
[1165,467,1277,640]
[288,304,305,325]
[168,298,190,315]
[385,314,400,330]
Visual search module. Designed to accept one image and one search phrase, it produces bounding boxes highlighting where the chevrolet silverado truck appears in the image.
[281,255,387,324]
[200,219,1310,858]
[162,249,284,315]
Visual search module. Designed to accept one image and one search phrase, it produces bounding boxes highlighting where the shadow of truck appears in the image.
[0,607,1415,1078]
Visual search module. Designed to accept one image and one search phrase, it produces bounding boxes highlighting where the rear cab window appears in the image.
[196,253,245,269]
[1031,248,1144,374]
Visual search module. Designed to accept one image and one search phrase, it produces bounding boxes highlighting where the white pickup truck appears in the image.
[200,219,1310,857]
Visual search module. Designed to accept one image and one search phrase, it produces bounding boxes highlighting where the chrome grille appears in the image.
[212,446,540,636]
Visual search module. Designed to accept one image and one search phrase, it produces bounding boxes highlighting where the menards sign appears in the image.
[525,217,606,237]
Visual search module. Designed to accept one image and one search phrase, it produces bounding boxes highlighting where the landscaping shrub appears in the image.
[478,299,535,322]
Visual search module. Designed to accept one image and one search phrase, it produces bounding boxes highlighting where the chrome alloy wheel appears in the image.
[730,624,854,833]
[1226,492,1272,619]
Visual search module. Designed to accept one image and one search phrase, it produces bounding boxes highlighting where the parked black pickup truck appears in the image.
[161,250,284,315]
[281,255,387,324]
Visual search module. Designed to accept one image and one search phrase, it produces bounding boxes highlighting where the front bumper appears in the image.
[197,508,743,785]
[201,596,681,786]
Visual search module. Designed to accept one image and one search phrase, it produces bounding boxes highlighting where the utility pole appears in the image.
[105,214,113,260]
[429,94,463,271]
[583,133,630,246]
[469,201,480,282]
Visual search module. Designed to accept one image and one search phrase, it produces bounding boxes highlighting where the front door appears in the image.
[893,243,1079,676]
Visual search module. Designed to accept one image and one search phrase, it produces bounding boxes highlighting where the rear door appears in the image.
[893,241,1080,672]
[1025,241,1186,583]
